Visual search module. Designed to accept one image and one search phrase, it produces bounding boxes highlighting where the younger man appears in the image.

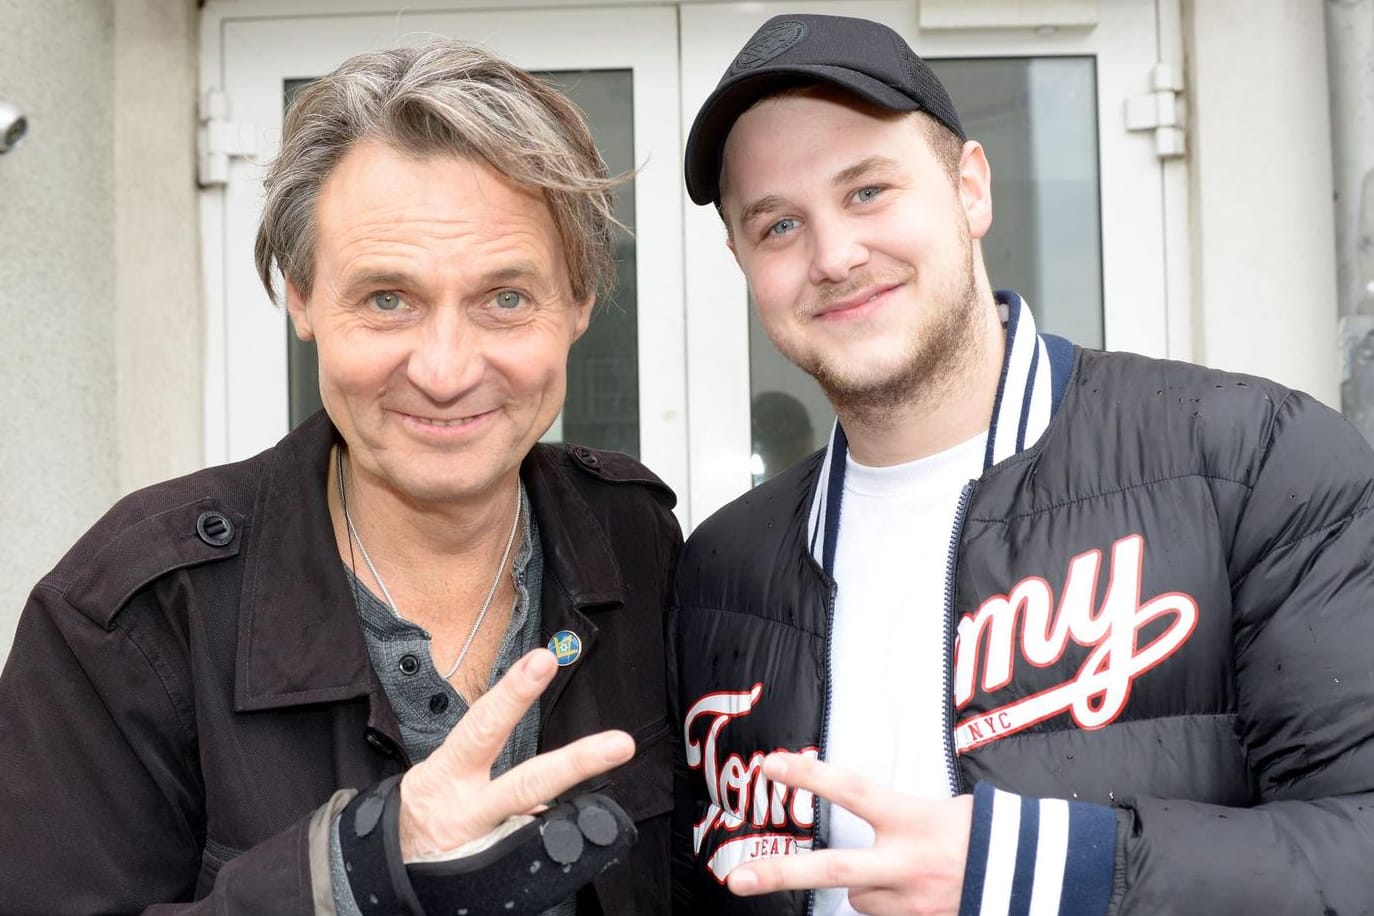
[670,13,1374,915]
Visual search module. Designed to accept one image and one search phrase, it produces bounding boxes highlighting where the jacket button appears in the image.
[364,728,397,759]
[429,693,450,714]
[195,511,235,547]
[398,654,420,676]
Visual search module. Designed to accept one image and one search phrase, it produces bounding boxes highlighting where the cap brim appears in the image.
[684,63,921,206]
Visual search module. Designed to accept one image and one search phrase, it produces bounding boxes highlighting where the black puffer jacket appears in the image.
[670,345,1374,915]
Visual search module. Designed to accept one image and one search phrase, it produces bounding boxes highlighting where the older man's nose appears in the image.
[406,311,483,402]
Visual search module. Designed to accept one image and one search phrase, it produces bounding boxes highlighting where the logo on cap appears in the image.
[732,21,807,72]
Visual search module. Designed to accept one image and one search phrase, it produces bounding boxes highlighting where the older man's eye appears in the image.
[494,290,524,309]
[371,291,402,311]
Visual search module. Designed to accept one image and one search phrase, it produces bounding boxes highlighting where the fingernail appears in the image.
[764,753,788,778]
[600,731,633,763]
[525,649,555,680]
[730,869,758,894]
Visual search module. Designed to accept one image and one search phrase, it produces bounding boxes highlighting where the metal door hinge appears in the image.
[198,89,257,187]
[1125,63,1186,159]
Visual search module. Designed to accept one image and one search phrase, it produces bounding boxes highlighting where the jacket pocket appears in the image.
[606,716,673,822]
[195,835,245,898]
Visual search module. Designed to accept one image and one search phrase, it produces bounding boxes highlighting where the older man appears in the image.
[0,42,678,914]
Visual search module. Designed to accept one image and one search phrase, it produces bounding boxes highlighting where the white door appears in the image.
[680,0,1178,526]
[202,0,1177,531]
[200,3,689,522]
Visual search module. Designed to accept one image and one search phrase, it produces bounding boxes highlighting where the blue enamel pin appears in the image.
[548,630,583,667]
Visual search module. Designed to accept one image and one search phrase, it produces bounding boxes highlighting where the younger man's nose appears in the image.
[807,220,870,285]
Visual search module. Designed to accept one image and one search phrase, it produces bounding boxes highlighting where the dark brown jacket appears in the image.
[0,411,680,914]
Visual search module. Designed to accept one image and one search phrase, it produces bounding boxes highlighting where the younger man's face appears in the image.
[719,89,992,410]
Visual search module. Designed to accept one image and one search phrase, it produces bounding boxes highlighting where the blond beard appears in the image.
[804,246,982,427]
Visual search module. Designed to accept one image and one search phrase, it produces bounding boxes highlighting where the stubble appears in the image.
[806,237,983,428]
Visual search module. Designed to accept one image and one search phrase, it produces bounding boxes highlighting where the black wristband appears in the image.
[406,793,637,916]
[337,775,422,916]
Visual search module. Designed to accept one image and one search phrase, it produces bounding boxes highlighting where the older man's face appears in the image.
[287,139,592,507]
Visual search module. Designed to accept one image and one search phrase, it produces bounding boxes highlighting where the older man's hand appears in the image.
[725,753,972,916]
[397,647,634,861]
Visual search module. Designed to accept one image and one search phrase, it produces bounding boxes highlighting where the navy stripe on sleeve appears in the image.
[1008,793,1040,915]
[958,782,997,916]
[1057,796,1116,915]
[958,782,1116,916]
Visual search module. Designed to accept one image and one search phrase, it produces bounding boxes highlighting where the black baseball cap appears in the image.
[684,14,966,206]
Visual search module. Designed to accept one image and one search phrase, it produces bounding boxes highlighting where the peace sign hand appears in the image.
[398,647,634,861]
[725,752,972,916]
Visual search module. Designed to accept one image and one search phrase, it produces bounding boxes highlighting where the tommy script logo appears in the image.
[953,533,1199,752]
[683,533,1198,878]
[683,684,816,881]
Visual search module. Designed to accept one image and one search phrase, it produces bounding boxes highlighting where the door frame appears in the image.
[201,0,1187,531]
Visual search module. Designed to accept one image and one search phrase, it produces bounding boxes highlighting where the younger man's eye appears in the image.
[853,186,882,203]
[767,217,798,238]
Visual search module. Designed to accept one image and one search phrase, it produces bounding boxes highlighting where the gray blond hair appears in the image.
[255,40,620,305]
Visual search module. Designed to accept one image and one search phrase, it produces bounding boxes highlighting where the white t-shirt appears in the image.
[815,431,987,916]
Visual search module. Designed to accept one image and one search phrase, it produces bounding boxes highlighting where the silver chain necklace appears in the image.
[335,446,522,680]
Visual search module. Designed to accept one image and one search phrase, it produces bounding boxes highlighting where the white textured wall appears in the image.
[0,0,200,661]
[0,0,117,653]
[1186,0,1340,405]
[114,0,202,495]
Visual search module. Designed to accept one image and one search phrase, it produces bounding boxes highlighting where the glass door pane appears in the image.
[747,297,831,483]
[283,78,320,433]
[935,57,1102,346]
[541,69,639,456]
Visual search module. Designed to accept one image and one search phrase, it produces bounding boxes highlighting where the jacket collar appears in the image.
[233,412,626,712]
[521,445,626,610]
[983,289,1074,467]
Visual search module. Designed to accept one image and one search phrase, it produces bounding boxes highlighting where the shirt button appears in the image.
[364,728,398,759]
[429,693,450,715]
[398,654,420,676]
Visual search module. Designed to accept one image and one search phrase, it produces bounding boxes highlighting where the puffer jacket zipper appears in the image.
[806,480,971,915]
[806,580,839,916]
[941,481,976,794]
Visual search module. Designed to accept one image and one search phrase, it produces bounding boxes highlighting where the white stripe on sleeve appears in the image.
[1029,798,1069,916]
[978,787,1022,916]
